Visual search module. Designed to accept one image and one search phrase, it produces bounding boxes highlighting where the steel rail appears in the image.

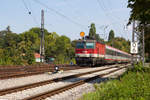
[0,65,121,96]
[23,66,127,100]
[0,65,89,80]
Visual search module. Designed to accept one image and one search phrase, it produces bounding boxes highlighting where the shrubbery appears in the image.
[80,63,150,100]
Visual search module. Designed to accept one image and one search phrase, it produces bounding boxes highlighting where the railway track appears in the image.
[24,66,127,100]
[0,64,129,100]
[0,65,50,79]
[0,65,89,80]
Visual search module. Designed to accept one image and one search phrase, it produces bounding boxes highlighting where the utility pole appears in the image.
[142,25,145,66]
[131,20,135,67]
[132,21,135,43]
[40,9,45,62]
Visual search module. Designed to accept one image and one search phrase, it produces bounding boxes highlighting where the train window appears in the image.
[76,42,85,49]
[106,49,114,55]
[106,49,110,55]
[110,50,113,55]
[112,50,115,55]
[117,52,118,56]
[86,43,95,49]
[118,52,121,56]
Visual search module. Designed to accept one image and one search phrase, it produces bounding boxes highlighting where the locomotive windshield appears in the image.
[86,43,95,49]
[76,42,95,49]
[76,42,85,48]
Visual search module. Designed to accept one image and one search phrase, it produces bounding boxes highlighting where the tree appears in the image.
[54,35,72,64]
[45,32,58,60]
[6,26,12,33]
[128,0,150,61]
[106,37,130,53]
[0,30,6,48]
[89,23,96,39]
[108,30,115,42]
[71,40,77,48]
[95,34,104,43]
[0,26,14,48]
[128,0,150,24]
[145,26,150,61]
[0,26,24,65]
[0,26,75,65]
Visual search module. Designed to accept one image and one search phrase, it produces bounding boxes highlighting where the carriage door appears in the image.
[96,45,100,65]
[97,46,100,58]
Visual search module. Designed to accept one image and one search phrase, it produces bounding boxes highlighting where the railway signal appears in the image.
[80,32,85,40]
[80,32,85,38]
[130,41,138,54]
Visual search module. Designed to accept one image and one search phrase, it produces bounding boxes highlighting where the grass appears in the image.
[80,64,150,100]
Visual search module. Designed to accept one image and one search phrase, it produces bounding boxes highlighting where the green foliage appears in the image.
[145,27,150,62]
[88,23,104,43]
[128,0,150,24]
[89,23,96,39]
[133,62,143,72]
[106,37,130,53]
[95,34,104,43]
[71,40,77,48]
[128,0,150,62]
[53,35,74,64]
[131,62,150,73]
[80,67,150,100]
[26,50,35,65]
[0,26,75,65]
[108,30,115,42]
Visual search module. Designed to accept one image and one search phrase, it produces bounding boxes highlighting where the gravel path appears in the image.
[0,67,119,100]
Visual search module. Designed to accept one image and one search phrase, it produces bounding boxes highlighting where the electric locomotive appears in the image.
[75,39,131,66]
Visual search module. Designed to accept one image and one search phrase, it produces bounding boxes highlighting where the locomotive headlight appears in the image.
[83,51,87,53]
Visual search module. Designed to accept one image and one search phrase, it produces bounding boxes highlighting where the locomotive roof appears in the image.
[76,39,105,44]
[76,39,96,42]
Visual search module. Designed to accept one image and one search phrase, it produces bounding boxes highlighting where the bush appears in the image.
[80,67,150,100]
[133,62,143,72]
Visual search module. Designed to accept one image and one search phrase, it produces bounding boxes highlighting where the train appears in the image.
[75,39,131,66]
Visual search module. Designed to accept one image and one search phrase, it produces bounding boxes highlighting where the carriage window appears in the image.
[86,43,95,49]
[76,42,84,48]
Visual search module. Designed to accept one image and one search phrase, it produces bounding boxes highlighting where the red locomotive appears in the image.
[75,39,131,66]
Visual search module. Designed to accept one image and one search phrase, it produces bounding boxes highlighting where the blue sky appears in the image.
[0,0,132,40]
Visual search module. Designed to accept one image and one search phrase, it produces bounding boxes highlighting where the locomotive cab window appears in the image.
[76,42,85,49]
[86,42,95,49]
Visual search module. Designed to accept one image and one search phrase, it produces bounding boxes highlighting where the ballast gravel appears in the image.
[0,65,118,90]
[45,68,127,100]
[0,67,120,100]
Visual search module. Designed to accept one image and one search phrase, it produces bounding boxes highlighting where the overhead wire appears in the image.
[22,0,30,13]
[33,0,86,29]
[96,0,130,40]
[100,0,128,34]
[105,2,126,36]
[61,0,88,37]
[27,0,39,25]
[101,0,122,21]
[63,0,82,38]
[22,0,39,26]
[97,0,121,23]
[96,0,114,40]
[105,0,112,10]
